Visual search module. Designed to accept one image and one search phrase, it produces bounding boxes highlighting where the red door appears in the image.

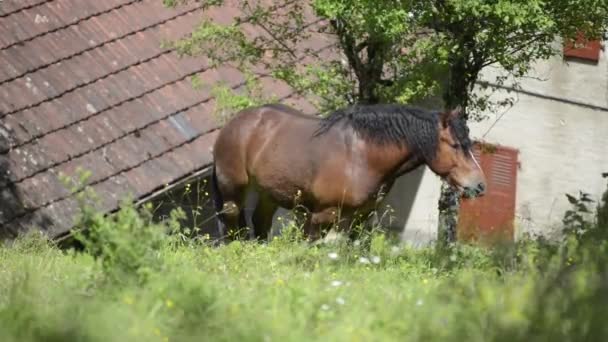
[457,142,519,245]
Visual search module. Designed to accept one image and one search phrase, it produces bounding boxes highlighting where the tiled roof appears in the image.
[0,0,331,239]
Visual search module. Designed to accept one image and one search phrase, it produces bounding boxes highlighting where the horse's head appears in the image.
[428,107,486,198]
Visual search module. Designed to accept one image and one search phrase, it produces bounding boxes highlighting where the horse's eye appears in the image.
[451,143,460,149]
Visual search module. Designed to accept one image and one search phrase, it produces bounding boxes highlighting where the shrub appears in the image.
[61,169,185,285]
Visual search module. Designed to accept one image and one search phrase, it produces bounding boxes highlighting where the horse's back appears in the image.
[213,103,319,174]
[214,103,337,207]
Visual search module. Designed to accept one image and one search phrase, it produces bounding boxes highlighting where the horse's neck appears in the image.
[393,154,424,178]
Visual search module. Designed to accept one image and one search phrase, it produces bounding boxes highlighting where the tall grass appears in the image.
[1,175,607,341]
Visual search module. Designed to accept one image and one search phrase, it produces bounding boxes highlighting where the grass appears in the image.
[1,176,608,342]
[1,223,608,341]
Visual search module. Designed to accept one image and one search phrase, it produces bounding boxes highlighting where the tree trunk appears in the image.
[437,56,470,245]
[437,182,460,245]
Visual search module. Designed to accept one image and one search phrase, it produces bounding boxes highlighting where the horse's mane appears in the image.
[313,103,471,161]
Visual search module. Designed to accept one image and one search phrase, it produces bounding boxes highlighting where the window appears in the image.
[563,32,602,63]
[457,142,519,245]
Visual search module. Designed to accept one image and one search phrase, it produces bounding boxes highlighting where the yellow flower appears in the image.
[166,299,174,308]
[123,296,134,305]
[422,279,428,284]
[276,278,285,286]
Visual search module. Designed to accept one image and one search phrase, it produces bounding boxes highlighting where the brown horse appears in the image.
[210,103,486,242]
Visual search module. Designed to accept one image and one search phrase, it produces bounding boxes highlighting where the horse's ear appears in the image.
[440,106,462,128]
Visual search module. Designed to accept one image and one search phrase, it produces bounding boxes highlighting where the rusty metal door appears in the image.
[457,143,519,244]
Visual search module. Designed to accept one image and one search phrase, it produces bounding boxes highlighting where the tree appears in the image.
[163,0,608,243]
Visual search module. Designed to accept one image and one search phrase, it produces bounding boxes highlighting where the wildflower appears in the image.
[371,256,381,264]
[353,240,361,247]
[416,299,424,306]
[336,297,346,305]
[331,280,343,287]
[359,256,370,264]
[422,279,428,284]
[390,245,400,254]
[450,254,457,262]
[123,296,134,305]
[276,278,285,286]
[328,252,339,260]
[166,299,174,308]
[321,304,330,311]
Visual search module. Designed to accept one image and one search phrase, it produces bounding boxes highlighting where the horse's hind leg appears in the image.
[251,192,278,242]
[213,168,249,241]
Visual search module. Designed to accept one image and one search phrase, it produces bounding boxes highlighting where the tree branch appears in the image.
[255,20,298,59]
[330,19,364,79]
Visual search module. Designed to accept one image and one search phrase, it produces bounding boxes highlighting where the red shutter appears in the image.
[563,32,602,63]
[457,142,519,245]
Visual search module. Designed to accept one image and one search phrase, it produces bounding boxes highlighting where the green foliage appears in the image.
[561,174,608,245]
[59,169,186,286]
[562,191,596,237]
[4,173,608,341]
[166,0,608,120]
[409,0,607,118]
[2,203,608,341]
[209,71,278,124]
[598,173,608,228]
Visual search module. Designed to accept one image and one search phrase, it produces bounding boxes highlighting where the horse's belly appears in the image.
[250,160,313,207]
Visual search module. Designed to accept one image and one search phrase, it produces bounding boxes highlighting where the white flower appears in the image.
[353,240,361,247]
[391,245,401,254]
[450,254,457,262]
[408,11,414,18]
[359,256,370,264]
[321,304,330,311]
[371,256,381,264]
[328,252,339,260]
[416,299,424,306]
[331,280,343,287]
[336,297,346,305]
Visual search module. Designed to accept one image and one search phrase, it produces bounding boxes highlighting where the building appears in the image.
[0,0,327,240]
[385,35,608,244]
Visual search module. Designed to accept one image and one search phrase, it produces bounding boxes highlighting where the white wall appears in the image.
[391,39,608,243]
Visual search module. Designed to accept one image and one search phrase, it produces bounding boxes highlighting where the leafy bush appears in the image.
[61,169,186,285]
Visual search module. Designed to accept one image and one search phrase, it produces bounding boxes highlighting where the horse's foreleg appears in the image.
[215,184,249,241]
[301,215,321,241]
[302,207,341,241]
[252,193,278,242]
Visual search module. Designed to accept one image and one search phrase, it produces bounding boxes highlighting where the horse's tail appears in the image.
[210,163,226,240]
[211,163,223,214]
